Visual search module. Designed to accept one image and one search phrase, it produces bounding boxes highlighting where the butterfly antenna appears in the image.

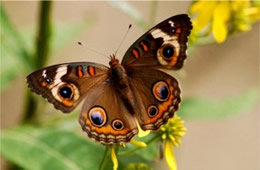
[114,24,132,56]
[78,42,110,59]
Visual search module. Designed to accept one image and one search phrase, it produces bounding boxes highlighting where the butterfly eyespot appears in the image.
[161,45,175,60]
[44,77,52,83]
[88,107,107,127]
[147,105,158,117]
[152,81,170,102]
[59,86,73,99]
[112,119,124,130]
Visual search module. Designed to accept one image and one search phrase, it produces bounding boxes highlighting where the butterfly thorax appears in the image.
[109,56,138,115]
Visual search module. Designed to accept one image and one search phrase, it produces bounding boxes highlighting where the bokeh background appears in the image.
[1,1,259,170]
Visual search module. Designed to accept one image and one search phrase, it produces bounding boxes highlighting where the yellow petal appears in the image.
[162,133,167,140]
[237,23,251,32]
[135,119,150,137]
[246,7,260,22]
[193,1,218,31]
[213,19,227,43]
[130,140,147,148]
[231,1,250,11]
[212,2,230,43]
[161,127,166,131]
[120,143,126,148]
[190,1,208,14]
[165,140,177,170]
[110,145,118,170]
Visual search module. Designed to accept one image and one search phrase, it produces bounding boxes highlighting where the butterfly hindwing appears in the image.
[26,62,109,113]
[78,82,138,144]
[127,68,181,131]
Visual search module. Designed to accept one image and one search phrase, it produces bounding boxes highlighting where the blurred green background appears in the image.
[0,1,259,170]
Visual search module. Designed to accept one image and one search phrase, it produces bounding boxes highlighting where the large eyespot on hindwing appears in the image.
[88,106,107,127]
[112,119,124,130]
[152,81,170,102]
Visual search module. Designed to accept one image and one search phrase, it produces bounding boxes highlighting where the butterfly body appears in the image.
[109,56,139,115]
[27,14,192,144]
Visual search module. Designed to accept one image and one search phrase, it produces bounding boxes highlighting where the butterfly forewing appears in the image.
[27,62,109,113]
[122,14,192,70]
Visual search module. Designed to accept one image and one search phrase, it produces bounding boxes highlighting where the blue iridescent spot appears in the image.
[59,86,72,99]
[171,28,176,34]
[91,111,104,126]
[112,120,124,130]
[45,77,51,83]
[157,85,168,100]
[162,46,174,59]
[148,105,158,117]
[153,81,170,102]
[114,122,122,129]
[149,107,157,116]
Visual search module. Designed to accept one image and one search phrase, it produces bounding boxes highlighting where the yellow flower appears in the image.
[231,1,260,32]
[160,115,186,170]
[189,0,260,44]
[125,163,151,170]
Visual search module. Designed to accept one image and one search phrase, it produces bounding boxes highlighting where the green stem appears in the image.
[118,134,160,156]
[35,1,52,68]
[23,1,52,122]
[99,146,109,170]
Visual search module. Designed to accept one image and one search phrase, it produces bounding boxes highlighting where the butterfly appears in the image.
[27,14,192,144]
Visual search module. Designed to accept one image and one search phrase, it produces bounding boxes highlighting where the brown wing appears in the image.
[79,82,138,144]
[122,14,192,70]
[26,62,109,113]
[127,68,181,131]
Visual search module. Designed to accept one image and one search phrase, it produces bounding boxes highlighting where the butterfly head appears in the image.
[109,54,120,67]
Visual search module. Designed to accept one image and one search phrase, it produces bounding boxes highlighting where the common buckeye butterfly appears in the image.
[27,14,192,144]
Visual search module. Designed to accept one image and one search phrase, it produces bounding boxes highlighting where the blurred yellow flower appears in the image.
[190,0,260,44]
[160,115,186,170]
[125,163,151,170]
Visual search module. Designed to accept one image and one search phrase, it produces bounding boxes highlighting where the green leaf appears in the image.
[0,127,105,170]
[133,134,159,161]
[178,89,259,119]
